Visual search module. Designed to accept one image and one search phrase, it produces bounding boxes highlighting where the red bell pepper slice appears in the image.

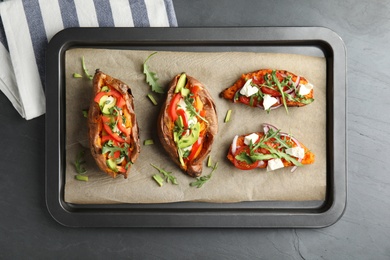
[187,136,203,161]
[101,135,119,145]
[116,166,126,173]
[94,87,123,104]
[176,109,189,129]
[116,96,126,108]
[101,116,125,143]
[117,116,130,136]
[168,93,182,122]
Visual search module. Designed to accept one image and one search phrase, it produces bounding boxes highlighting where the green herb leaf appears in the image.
[82,109,88,118]
[74,150,87,175]
[189,162,218,188]
[184,96,209,124]
[73,73,82,78]
[102,142,130,161]
[143,52,164,94]
[81,56,93,80]
[150,164,178,185]
[272,70,288,114]
[235,152,254,164]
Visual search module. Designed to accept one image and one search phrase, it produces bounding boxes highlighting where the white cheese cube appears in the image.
[298,83,313,96]
[263,94,278,110]
[285,147,305,159]
[244,133,259,145]
[239,79,258,97]
[267,158,285,171]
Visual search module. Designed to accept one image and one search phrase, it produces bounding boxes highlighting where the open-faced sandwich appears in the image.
[227,123,314,172]
[88,70,140,178]
[157,73,218,177]
[220,69,314,112]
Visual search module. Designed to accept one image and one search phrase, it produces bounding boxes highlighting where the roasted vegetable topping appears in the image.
[158,73,217,177]
[94,85,134,174]
[167,74,208,166]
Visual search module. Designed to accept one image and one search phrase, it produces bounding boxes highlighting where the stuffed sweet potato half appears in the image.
[88,70,140,178]
[227,123,315,172]
[220,69,314,112]
[157,73,218,177]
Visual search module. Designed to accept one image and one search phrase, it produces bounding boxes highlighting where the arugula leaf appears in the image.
[272,70,288,114]
[102,142,130,161]
[143,52,164,94]
[74,150,87,175]
[81,56,93,80]
[259,145,302,166]
[285,93,314,105]
[249,153,277,161]
[235,152,254,164]
[150,164,178,185]
[190,162,218,188]
[184,96,209,124]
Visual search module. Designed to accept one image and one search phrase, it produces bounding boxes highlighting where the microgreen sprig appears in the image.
[151,164,178,186]
[190,162,218,188]
[143,52,164,94]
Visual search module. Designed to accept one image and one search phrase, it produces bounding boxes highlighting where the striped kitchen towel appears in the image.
[0,0,177,120]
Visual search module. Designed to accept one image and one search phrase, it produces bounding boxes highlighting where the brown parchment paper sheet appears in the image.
[64,49,326,204]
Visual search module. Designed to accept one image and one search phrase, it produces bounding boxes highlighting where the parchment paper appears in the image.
[64,49,326,204]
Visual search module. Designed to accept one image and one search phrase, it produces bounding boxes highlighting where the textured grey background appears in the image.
[1,0,389,259]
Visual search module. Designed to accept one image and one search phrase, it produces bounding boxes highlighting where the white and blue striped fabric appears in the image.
[0,0,177,120]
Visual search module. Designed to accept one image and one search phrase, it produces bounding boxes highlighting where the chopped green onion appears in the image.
[73,73,82,78]
[144,139,154,145]
[152,174,164,187]
[224,109,232,123]
[147,93,158,105]
[207,155,212,168]
[82,109,88,118]
[75,174,88,181]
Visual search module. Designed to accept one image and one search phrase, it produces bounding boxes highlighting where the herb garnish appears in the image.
[184,96,208,124]
[143,52,164,94]
[151,164,178,186]
[81,56,93,80]
[271,70,288,114]
[190,162,218,188]
[74,150,88,181]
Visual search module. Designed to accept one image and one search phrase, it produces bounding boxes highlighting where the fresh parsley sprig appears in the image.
[143,52,164,94]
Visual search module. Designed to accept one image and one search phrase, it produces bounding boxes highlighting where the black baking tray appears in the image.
[45,27,347,228]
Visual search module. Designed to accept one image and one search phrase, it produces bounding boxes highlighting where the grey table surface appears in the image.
[1,0,389,259]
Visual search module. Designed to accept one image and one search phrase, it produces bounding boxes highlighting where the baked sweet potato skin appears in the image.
[220,69,314,107]
[157,74,218,177]
[88,70,140,178]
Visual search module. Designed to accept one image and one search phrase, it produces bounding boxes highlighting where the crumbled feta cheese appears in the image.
[285,147,305,159]
[267,158,285,171]
[298,83,313,96]
[244,133,259,145]
[239,79,258,97]
[263,94,278,110]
